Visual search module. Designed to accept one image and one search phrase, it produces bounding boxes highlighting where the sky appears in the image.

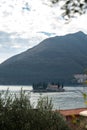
[0,0,87,63]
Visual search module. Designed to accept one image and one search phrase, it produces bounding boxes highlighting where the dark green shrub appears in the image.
[0,89,71,130]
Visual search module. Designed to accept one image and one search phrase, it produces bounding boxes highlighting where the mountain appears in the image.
[0,31,87,85]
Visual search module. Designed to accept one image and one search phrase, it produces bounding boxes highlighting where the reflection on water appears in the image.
[0,85,87,110]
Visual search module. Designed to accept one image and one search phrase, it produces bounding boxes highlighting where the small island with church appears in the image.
[32,82,65,92]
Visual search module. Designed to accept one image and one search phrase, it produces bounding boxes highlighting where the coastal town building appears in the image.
[74,74,87,83]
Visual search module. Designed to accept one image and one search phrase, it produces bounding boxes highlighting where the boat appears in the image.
[32,82,65,92]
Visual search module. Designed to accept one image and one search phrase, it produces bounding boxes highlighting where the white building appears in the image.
[74,74,87,83]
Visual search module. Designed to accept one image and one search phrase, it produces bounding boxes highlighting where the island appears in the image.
[32,82,65,92]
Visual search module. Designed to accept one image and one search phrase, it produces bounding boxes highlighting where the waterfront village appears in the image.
[74,74,87,83]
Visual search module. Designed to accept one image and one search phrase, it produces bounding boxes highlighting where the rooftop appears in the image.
[57,108,87,116]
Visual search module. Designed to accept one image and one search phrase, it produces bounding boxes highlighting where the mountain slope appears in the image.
[0,31,87,85]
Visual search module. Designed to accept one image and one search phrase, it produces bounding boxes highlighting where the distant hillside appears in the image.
[0,31,87,85]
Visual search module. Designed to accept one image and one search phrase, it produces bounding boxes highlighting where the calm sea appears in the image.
[0,85,87,110]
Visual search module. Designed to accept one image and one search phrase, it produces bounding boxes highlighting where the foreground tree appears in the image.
[50,0,87,19]
[0,89,71,130]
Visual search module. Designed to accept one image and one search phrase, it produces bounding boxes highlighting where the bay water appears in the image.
[0,85,87,110]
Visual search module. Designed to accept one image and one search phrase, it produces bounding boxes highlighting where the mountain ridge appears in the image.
[0,31,87,85]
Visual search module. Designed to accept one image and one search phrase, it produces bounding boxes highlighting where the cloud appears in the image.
[0,0,87,37]
[0,31,30,50]
[0,31,31,63]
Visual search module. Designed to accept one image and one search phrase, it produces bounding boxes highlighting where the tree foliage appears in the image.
[0,89,71,130]
[51,0,87,19]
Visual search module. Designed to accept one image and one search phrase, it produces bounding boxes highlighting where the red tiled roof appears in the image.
[57,108,87,116]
